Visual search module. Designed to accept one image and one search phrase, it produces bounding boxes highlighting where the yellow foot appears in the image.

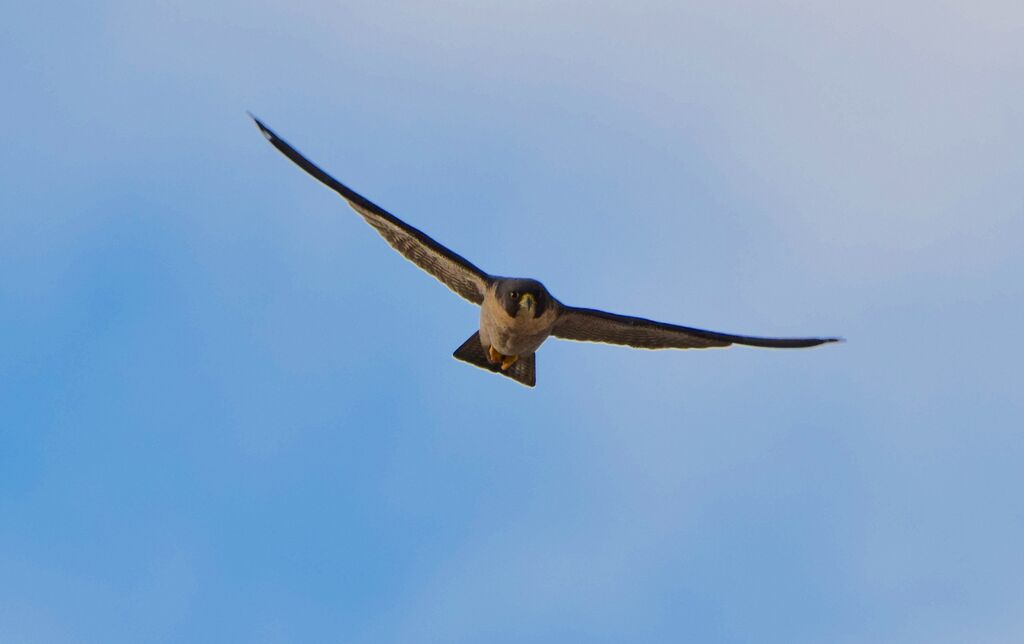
[501,355,519,371]
[487,345,502,365]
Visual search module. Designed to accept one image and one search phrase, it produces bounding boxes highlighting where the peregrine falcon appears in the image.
[251,116,840,387]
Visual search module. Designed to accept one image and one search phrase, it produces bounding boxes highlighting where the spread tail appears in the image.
[452,332,536,388]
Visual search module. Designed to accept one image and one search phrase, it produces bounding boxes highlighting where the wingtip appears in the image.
[810,337,844,347]
[246,112,274,142]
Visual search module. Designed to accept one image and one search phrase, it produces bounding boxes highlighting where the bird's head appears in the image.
[496,278,552,319]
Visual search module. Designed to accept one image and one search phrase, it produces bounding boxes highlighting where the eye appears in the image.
[509,291,518,300]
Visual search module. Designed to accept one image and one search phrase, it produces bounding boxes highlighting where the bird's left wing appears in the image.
[552,306,840,349]
[251,116,492,305]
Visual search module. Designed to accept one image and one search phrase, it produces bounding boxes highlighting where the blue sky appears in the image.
[2,1,1022,642]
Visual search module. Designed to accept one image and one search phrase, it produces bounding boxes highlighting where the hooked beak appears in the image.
[519,292,535,311]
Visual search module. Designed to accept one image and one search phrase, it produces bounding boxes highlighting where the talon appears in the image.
[501,355,519,371]
[487,345,502,365]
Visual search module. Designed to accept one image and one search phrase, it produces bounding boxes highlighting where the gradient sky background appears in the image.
[3,2,1023,642]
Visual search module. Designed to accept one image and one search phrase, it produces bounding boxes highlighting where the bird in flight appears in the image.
[251,115,840,387]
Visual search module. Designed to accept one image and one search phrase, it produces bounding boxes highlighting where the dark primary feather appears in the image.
[552,306,840,349]
[250,115,492,305]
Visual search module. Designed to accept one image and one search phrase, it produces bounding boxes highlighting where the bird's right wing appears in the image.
[552,306,840,349]
[251,115,492,305]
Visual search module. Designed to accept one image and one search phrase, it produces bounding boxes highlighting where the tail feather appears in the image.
[452,332,536,387]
